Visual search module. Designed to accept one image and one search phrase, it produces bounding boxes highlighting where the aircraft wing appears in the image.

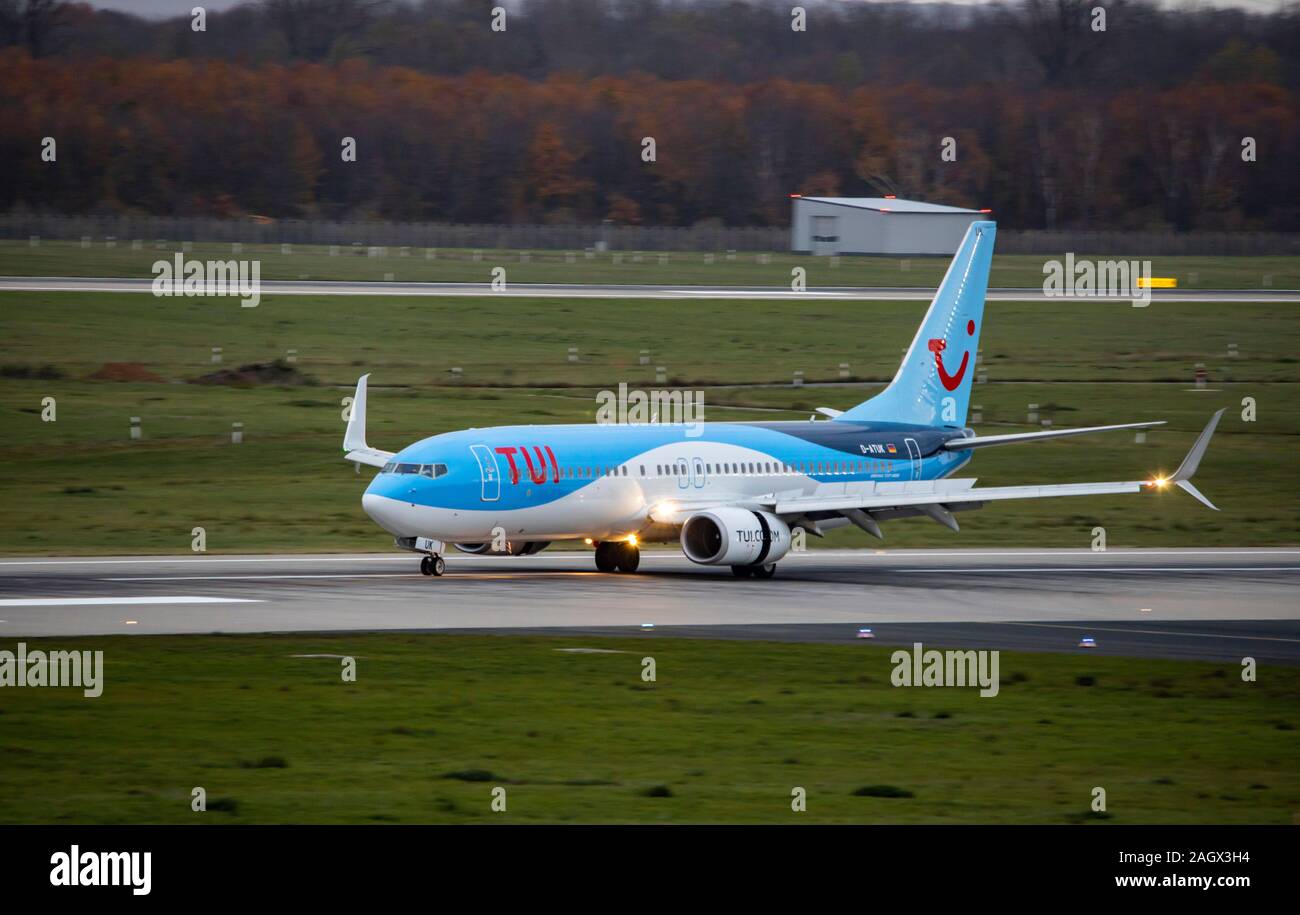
[764,410,1224,528]
[342,374,395,468]
[646,410,1222,534]
[345,447,394,468]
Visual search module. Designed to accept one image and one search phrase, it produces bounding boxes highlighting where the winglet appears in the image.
[1176,479,1218,511]
[343,374,370,453]
[1171,409,1224,483]
[1169,409,1225,510]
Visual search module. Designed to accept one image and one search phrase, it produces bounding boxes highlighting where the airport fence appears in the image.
[2,214,1298,256]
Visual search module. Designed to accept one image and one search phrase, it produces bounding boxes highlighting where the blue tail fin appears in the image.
[835,220,995,428]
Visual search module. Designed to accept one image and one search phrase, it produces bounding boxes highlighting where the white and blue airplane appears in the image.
[345,221,1223,577]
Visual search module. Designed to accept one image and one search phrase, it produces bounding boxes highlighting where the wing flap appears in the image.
[773,480,1144,514]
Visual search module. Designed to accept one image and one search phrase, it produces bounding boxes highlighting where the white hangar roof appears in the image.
[796,197,985,214]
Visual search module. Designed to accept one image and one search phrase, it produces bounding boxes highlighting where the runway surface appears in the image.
[3,276,1296,302]
[1,548,1297,663]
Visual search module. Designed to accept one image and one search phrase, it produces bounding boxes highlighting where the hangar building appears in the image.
[790,196,988,256]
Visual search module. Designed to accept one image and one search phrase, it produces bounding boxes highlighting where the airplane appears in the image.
[344,220,1223,578]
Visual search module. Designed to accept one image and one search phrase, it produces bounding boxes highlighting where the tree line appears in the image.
[0,0,1297,229]
[7,1,1300,92]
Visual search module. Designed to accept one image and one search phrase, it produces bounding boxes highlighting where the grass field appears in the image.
[1,291,1296,553]
[0,633,1295,824]
[3,239,1299,290]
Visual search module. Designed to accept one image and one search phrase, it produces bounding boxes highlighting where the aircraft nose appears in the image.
[362,492,411,536]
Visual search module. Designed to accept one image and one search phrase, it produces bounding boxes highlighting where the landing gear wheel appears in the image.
[731,565,753,578]
[421,555,445,577]
[594,541,618,573]
[431,555,445,577]
[751,563,777,579]
[420,555,433,576]
[615,543,640,573]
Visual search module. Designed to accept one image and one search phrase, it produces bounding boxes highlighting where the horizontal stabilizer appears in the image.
[943,421,1165,451]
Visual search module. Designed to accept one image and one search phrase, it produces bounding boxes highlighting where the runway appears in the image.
[1,548,1297,663]
[3,276,1297,302]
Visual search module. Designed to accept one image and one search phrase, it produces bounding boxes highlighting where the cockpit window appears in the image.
[384,462,448,477]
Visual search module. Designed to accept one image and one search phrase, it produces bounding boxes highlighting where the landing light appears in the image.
[627,534,639,547]
[1153,476,1169,488]
[650,500,677,520]
[584,538,594,546]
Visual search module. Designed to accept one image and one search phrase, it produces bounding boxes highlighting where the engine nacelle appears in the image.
[680,508,792,566]
[453,541,550,556]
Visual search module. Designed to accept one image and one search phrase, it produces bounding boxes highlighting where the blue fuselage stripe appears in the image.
[364,420,969,511]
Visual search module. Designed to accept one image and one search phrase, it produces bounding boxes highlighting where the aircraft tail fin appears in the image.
[835,220,996,428]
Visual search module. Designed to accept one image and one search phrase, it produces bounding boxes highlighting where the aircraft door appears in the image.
[904,438,922,481]
[470,444,501,501]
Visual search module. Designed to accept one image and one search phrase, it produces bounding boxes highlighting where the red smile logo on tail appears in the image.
[929,319,976,391]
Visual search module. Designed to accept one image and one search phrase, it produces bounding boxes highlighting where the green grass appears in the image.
[3,291,1299,387]
[1,291,1296,553]
[3,239,1298,289]
[0,633,1294,824]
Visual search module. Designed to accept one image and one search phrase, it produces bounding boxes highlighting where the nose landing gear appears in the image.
[420,554,446,576]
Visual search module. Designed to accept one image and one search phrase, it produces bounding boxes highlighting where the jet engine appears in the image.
[453,541,551,556]
[679,508,791,566]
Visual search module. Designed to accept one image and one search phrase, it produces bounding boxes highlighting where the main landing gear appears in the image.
[732,563,777,579]
[594,540,640,573]
[420,554,446,577]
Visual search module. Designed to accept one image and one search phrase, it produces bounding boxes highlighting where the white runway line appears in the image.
[103,574,411,581]
[0,556,415,566]
[1002,622,1300,644]
[100,566,1300,581]
[894,566,1300,573]
[3,277,1297,302]
[0,597,263,607]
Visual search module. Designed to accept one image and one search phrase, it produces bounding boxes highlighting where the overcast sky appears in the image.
[85,0,1299,18]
